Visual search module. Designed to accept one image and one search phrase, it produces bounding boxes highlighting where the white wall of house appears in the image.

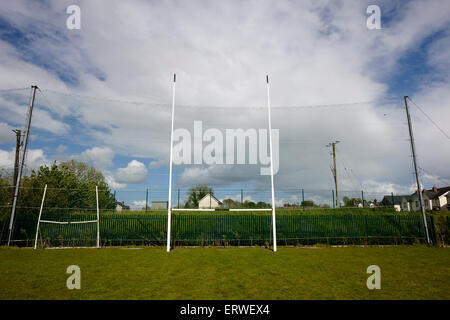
[438,192,449,207]
[199,194,221,209]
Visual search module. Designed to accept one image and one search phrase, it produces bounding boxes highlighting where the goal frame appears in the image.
[33,184,101,249]
[166,74,277,252]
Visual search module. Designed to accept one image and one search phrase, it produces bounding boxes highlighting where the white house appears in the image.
[382,186,450,212]
[198,193,222,209]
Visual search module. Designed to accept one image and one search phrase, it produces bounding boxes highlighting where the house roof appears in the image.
[410,186,450,199]
[199,193,222,204]
[381,195,413,205]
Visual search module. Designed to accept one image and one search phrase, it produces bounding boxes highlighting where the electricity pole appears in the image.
[404,96,430,244]
[0,130,21,242]
[7,85,37,246]
[327,141,340,208]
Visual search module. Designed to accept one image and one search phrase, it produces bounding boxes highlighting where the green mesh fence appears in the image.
[10,212,434,247]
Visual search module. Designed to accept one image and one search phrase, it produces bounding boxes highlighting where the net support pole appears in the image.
[266,75,277,252]
[96,185,100,248]
[33,184,47,250]
[8,85,37,246]
[167,74,176,252]
[404,96,430,244]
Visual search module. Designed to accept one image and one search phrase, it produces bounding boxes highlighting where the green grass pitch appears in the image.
[0,246,449,300]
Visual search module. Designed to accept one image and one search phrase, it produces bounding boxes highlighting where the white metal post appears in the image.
[96,185,100,248]
[266,75,277,252]
[34,184,47,250]
[167,74,176,252]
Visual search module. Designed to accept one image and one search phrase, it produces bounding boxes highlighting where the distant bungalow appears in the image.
[381,186,450,211]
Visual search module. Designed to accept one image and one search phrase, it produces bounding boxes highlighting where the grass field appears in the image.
[0,246,449,300]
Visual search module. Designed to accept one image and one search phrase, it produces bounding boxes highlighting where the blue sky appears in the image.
[0,0,449,207]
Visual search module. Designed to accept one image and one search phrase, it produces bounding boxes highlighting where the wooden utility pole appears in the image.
[12,130,21,198]
[0,130,21,242]
[404,96,430,244]
[327,141,340,208]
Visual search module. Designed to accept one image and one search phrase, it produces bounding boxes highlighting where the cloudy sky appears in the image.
[0,0,449,207]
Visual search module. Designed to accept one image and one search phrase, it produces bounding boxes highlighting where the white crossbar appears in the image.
[229,209,272,211]
[172,208,215,211]
[39,220,98,224]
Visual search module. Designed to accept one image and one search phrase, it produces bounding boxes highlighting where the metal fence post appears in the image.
[302,188,305,210]
[361,190,365,208]
[332,190,335,209]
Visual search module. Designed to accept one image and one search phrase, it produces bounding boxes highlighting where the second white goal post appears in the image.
[166,74,277,252]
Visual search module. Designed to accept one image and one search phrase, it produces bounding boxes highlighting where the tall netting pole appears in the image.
[96,185,100,248]
[266,75,277,252]
[167,74,176,252]
[404,96,430,244]
[33,184,47,250]
[8,85,37,246]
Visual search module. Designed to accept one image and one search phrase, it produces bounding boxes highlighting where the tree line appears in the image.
[0,160,116,217]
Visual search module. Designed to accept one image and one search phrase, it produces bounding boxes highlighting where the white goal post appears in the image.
[33,184,101,249]
[166,74,277,252]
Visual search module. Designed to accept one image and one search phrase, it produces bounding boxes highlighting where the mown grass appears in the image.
[0,246,448,300]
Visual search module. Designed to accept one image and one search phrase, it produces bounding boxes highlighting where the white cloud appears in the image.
[0,122,15,144]
[0,148,49,170]
[104,170,127,189]
[149,159,166,169]
[115,160,148,184]
[130,200,146,210]
[0,0,449,193]
[79,146,114,169]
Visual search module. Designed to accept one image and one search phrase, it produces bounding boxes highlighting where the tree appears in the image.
[184,184,213,208]
[256,201,270,208]
[343,196,361,207]
[243,200,256,208]
[2,160,116,215]
[222,198,239,208]
[301,200,315,207]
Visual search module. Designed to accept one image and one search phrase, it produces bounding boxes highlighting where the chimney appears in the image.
[433,186,438,192]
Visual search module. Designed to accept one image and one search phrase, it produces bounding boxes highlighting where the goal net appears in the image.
[34,184,100,249]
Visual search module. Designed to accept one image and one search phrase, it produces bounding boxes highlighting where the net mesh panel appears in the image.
[0,87,434,246]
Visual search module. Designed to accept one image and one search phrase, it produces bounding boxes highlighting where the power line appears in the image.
[418,166,450,185]
[407,97,450,140]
